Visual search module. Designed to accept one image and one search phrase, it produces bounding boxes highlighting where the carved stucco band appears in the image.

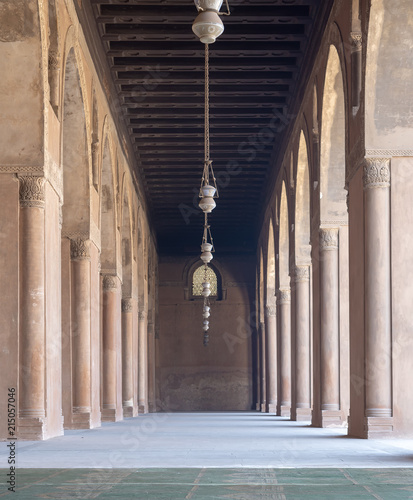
[294,265,310,283]
[363,158,390,190]
[265,305,277,318]
[102,274,118,291]
[48,50,60,70]
[121,298,133,313]
[19,176,45,208]
[278,289,291,304]
[138,308,146,321]
[319,228,339,250]
[70,238,91,261]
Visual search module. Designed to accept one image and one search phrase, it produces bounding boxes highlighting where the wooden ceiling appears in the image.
[89,0,332,255]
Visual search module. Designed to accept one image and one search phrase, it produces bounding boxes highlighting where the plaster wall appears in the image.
[157,256,255,412]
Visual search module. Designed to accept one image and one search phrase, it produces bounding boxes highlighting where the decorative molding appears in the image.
[363,158,390,190]
[138,307,146,321]
[102,274,118,291]
[70,238,90,261]
[350,32,362,51]
[265,305,277,317]
[278,289,291,304]
[0,165,43,174]
[319,228,339,250]
[19,176,45,208]
[48,50,60,70]
[121,298,133,313]
[366,149,413,157]
[294,265,310,282]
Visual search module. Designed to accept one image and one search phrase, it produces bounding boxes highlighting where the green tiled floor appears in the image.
[1,468,413,499]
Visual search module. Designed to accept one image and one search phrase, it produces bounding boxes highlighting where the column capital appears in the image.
[294,265,310,282]
[19,175,45,208]
[70,238,91,261]
[102,274,118,291]
[138,307,146,320]
[121,298,133,313]
[48,49,60,70]
[278,288,291,304]
[319,227,339,250]
[265,304,277,318]
[350,31,362,51]
[363,158,390,190]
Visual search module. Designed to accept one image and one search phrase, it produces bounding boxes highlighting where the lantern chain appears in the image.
[205,43,210,164]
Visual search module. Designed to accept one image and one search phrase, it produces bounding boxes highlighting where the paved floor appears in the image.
[1,412,413,469]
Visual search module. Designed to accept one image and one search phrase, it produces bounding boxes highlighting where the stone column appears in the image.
[147,321,156,413]
[265,304,277,413]
[293,266,312,421]
[18,176,47,438]
[363,158,393,436]
[138,307,148,413]
[121,298,134,417]
[102,274,121,421]
[70,238,92,424]
[278,288,291,417]
[319,228,343,426]
[255,323,261,411]
[259,321,266,412]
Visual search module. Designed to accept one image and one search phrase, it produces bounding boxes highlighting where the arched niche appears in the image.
[61,48,89,236]
[365,0,413,149]
[279,181,290,289]
[295,131,311,265]
[100,137,117,273]
[266,219,276,306]
[320,45,347,223]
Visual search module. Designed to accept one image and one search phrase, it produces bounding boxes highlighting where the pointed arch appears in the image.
[266,219,276,306]
[320,45,347,223]
[259,248,265,323]
[279,181,290,289]
[121,183,133,298]
[295,131,311,264]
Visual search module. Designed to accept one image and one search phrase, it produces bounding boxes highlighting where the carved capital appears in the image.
[19,176,45,208]
[294,265,310,282]
[265,305,277,318]
[138,307,146,321]
[102,274,118,291]
[48,50,60,70]
[278,289,291,304]
[70,238,90,261]
[91,139,100,154]
[363,158,390,189]
[312,130,319,144]
[319,228,339,250]
[350,32,362,51]
[121,298,133,313]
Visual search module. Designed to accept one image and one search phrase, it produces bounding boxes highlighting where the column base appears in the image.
[363,416,394,438]
[102,407,123,422]
[260,403,267,413]
[267,403,277,414]
[279,405,291,418]
[138,404,148,414]
[65,412,97,430]
[292,407,312,422]
[18,417,48,440]
[148,403,157,413]
[320,409,346,428]
[255,403,261,411]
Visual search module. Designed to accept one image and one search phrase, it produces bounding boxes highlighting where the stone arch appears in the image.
[278,181,290,289]
[48,0,60,113]
[259,248,265,324]
[320,44,347,223]
[137,215,146,306]
[295,130,311,265]
[266,218,276,307]
[61,47,90,237]
[91,87,99,189]
[365,0,413,150]
[121,180,133,299]
[100,134,117,274]
[312,83,319,136]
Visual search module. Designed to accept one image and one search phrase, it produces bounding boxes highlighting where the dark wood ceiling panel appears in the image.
[89,0,332,255]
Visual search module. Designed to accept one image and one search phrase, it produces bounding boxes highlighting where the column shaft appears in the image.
[259,321,266,412]
[138,308,148,413]
[364,159,392,425]
[121,298,134,416]
[294,266,311,420]
[265,305,277,413]
[278,289,291,417]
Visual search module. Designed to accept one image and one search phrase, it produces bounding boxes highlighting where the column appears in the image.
[147,321,156,412]
[278,288,291,417]
[255,323,261,411]
[363,158,393,436]
[102,274,122,421]
[319,228,343,426]
[121,298,134,417]
[138,307,148,413]
[265,304,277,413]
[293,265,312,421]
[70,238,92,426]
[259,321,266,412]
[18,176,47,439]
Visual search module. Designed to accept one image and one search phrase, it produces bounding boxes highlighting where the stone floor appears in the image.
[2,413,413,498]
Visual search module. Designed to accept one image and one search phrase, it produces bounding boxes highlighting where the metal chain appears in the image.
[204,43,210,163]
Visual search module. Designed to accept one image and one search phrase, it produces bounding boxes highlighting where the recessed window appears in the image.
[192,265,218,297]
